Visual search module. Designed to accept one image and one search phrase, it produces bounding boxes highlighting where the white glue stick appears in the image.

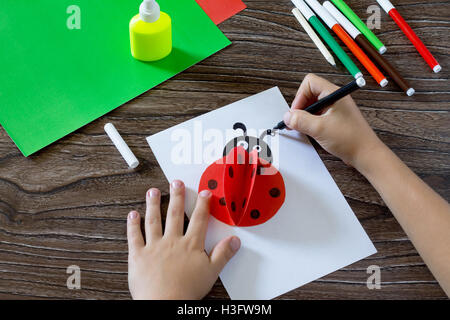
[104,123,139,169]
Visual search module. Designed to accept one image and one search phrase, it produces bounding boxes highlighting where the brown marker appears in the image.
[324,1,415,96]
[355,34,414,96]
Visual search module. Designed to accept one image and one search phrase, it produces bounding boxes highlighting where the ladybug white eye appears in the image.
[253,145,262,152]
[237,140,248,149]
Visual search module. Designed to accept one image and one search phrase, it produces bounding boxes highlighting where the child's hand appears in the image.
[127,180,241,300]
[283,74,385,169]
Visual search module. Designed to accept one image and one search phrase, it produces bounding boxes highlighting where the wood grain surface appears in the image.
[0,0,448,300]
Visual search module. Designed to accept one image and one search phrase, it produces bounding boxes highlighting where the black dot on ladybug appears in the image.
[229,166,234,178]
[242,198,246,208]
[250,209,260,219]
[219,197,226,206]
[269,187,281,198]
[208,179,218,190]
[231,201,236,212]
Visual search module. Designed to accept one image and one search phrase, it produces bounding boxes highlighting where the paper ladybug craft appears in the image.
[198,123,285,227]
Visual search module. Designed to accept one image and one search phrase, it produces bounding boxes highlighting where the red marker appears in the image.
[377,0,441,73]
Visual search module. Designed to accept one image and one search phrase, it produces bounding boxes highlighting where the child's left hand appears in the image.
[127,180,241,300]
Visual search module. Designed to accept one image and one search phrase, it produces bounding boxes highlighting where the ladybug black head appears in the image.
[222,122,273,164]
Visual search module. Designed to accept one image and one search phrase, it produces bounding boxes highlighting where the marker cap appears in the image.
[377,0,395,14]
[356,77,366,88]
[323,1,360,39]
[433,65,442,73]
[292,0,315,20]
[305,0,337,29]
[104,123,140,169]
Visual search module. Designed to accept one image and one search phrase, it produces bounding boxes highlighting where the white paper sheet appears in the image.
[146,87,376,300]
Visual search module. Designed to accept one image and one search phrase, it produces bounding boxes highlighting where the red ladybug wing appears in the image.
[198,148,285,227]
[223,147,258,225]
[238,159,286,227]
[198,156,234,226]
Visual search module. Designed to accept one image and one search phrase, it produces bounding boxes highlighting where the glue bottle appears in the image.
[129,0,172,61]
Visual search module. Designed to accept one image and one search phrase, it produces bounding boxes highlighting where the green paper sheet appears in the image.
[0,0,230,156]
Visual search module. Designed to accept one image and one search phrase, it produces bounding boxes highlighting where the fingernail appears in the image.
[283,112,292,126]
[129,211,138,220]
[171,180,183,189]
[199,190,211,198]
[230,237,241,252]
[148,188,160,198]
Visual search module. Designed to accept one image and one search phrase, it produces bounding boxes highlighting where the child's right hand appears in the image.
[283,74,385,170]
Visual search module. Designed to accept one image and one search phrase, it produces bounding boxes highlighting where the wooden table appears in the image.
[0,0,448,299]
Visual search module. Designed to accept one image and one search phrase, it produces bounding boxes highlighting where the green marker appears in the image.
[330,0,386,54]
[292,0,362,79]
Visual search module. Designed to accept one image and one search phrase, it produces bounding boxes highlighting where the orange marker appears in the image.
[305,0,388,87]
[332,24,387,87]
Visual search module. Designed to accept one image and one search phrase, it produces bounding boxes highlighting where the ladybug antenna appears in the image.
[233,122,247,136]
[259,129,272,141]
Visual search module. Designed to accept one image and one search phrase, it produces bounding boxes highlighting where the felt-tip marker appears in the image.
[305,0,388,87]
[292,0,362,79]
[377,0,441,73]
[324,1,415,96]
[271,77,365,132]
[330,0,387,54]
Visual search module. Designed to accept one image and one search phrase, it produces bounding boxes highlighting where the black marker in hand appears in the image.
[271,77,366,133]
